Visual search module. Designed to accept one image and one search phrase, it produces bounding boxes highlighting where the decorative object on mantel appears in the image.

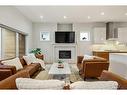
[80,32,90,41]
[40,32,50,41]
[57,60,64,68]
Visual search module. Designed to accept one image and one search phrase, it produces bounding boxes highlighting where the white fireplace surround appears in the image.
[52,44,77,63]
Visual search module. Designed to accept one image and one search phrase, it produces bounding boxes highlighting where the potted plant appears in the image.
[30,48,41,55]
[57,60,64,68]
[58,60,63,64]
[30,48,43,60]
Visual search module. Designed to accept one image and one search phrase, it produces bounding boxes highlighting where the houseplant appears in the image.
[30,48,41,55]
[29,48,43,60]
[57,60,64,68]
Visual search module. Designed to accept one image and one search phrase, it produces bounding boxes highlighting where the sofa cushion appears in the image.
[19,58,27,67]
[1,58,23,70]
[23,54,36,65]
[83,55,95,60]
[16,78,65,89]
[32,59,45,69]
[70,81,118,89]
[23,63,40,76]
[23,54,45,69]
[0,70,30,89]
[82,55,95,63]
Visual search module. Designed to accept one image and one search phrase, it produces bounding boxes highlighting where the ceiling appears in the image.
[16,6,127,23]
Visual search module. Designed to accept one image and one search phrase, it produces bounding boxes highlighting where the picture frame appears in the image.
[40,32,50,41]
[80,31,90,41]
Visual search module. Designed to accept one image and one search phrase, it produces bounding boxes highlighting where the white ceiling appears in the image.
[16,6,127,23]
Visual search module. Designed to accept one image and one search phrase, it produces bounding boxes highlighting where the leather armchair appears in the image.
[77,56,109,79]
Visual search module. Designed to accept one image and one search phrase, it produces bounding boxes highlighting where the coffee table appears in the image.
[48,62,71,83]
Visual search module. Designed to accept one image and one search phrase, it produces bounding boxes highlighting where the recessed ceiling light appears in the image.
[101,12,105,15]
[63,16,67,19]
[40,16,43,19]
[87,16,91,19]
[125,13,127,15]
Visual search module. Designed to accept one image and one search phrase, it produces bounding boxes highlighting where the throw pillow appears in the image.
[2,58,23,70]
[23,54,36,65]
[82,55,96,63]
[23,54,45,69]
[83,55,95,60]
[16,78,65,89]
[33,58,45,69]
[70,81,118,89]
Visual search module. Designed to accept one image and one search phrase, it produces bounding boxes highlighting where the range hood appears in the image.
[106,22,118,40]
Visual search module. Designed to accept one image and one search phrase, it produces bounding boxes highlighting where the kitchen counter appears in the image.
[92,51,127,60]
[93,50,127,53]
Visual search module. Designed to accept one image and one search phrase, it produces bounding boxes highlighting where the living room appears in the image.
[0,0,127,95]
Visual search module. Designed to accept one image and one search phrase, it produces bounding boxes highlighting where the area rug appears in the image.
[35,64,83,82]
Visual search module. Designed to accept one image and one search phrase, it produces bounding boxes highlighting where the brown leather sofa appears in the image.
[0,54,43,80]
[77,56,109,79]
[100,70,127,89]
[0,70,30,89]
[0,70,126,89]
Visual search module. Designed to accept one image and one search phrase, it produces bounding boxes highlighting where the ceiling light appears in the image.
[125,13,127,15]
[101,12,105,15]
[40,16,43,19]
[63,16,67,19]
[87,16,91,19]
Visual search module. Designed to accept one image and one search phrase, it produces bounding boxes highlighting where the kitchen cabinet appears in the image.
[93,51,127,61]
[93,27,106,44]
[118,28,127,43]
[93,51,109,61]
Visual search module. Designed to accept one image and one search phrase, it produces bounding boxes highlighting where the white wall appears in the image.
[33,23,57,63]
[73,23,105,56]
[0,6,33,54]
[32,22,106,63]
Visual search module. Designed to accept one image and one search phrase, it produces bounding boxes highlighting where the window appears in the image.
[1,28,16,59]
[0,25,26,60]
[80,32,90,41]
[19,33,26,58]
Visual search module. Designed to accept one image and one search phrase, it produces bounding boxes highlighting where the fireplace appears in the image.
[53,44,77,63]
[59,50,71,59]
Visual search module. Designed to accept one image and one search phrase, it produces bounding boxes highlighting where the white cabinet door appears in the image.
[118,28,127,43]
[93,27,106,43]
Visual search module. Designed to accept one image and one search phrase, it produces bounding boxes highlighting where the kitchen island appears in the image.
[109,53,127,79]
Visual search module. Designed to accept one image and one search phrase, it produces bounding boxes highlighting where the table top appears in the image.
[48,62,71,75]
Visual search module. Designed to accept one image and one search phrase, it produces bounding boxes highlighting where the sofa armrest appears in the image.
[83,58,107,62]
[99,70,127,89]
[0,70,30,89]
[77,56,84,63]
[0,65,16,74]
[0,69,12,81]
[83,62,109,71]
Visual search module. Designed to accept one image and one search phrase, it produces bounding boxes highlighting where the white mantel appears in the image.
[52,43,77,63]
